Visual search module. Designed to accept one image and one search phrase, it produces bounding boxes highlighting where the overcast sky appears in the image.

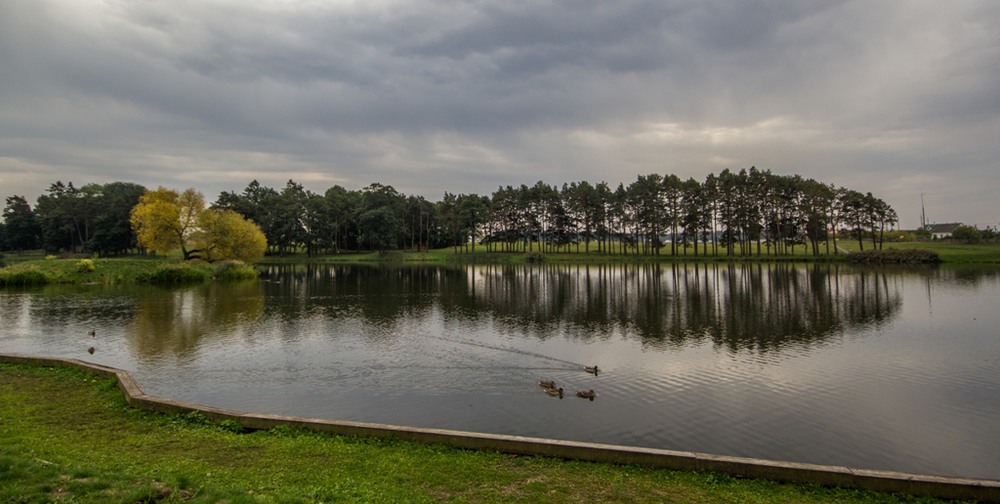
[2,1,998,228]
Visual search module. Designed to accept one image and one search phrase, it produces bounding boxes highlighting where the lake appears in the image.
[2,262,999,480]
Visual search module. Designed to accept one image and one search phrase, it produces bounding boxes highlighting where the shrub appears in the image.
[213,260,258,281]
[524,251,545,263]
[378,250,406,262]
[951,225,982,243]
[149,263,211,285]
[845,249,941,264]
[76,258,96,273]
[0,265,49,286]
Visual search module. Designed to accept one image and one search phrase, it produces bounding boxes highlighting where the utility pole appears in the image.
[920,193,927,229]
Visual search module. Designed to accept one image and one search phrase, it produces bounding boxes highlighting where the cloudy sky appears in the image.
[2,1,998,228]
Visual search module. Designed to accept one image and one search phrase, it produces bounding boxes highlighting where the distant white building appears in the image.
[925,223,962,239]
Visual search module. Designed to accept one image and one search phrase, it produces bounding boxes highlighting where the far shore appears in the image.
[2,241,997,288]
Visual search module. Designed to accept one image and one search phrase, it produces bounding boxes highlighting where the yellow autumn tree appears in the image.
[196,208,267,264]
[130,187,204,259]
[131,187,267,263]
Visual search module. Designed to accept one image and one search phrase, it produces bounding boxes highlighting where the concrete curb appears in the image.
[3,353,998,502]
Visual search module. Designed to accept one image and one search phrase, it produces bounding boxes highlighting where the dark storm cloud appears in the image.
[1,0,998,227]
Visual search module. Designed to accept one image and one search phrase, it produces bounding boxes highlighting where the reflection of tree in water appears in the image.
[466,263,904,352]
[14,264,993,360]
[128,282,265,359]
[925,266,1000,286]
[259,264,455,341]
[257,263,908,352]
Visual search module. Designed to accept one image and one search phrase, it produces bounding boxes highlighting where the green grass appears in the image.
[4,241,997,282]
[259,245,834,267]
[0,257,260,286]
[837,240,1000,263]
[0,250,49,266]
[262,240,1000,266]
[0,363,965,503]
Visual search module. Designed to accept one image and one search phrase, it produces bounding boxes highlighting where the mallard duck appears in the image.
[576,389,596,400]
[538,379,556,389]
[88,330,96,337]
[87,346,95,355]
[584,365,600,375]
[544,387,564,398]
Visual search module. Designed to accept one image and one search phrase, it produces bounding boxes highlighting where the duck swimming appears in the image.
[576,389,596,400]
[538,379,556,389]
[584,365,600,375]
[544,387,564,398]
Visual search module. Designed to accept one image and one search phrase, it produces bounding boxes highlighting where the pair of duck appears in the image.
[538,379,597,400]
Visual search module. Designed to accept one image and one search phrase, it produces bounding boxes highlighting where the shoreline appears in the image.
[3,352,998,502]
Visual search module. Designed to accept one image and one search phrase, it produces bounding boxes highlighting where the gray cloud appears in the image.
[1,0,998,228]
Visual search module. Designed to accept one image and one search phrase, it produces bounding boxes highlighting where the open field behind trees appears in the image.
[0,362,960,504]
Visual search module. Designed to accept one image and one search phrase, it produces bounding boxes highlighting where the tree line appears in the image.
[1,167,898,258]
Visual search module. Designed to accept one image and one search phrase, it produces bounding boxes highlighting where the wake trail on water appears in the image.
[377,364,574,371]
[428,335,583,369]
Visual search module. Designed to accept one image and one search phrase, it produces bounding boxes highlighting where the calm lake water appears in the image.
[2,263,999,480]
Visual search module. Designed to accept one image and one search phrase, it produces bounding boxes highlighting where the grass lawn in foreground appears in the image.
[0,363,960,503]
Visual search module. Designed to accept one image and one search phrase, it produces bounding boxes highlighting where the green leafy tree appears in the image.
[357,183,406,252]
[566,181,603,253]
[798,177,834,256]
[301,193,335,257]
[270,180,309,256]
[680,178,709,256]
[88,182,147,256]
[627,174,665,256]
[404,195,435,251]
[324,185,362,251]
[838,189,869,251]
[661,174,682,255]
[2,195,41,252]
[216,180,280,254]
[34,181,79,253]
[951,225,982,243]
[439,192,461,251]
[488,186,521,252]
[457,193,489,253]
[359,207,401,254]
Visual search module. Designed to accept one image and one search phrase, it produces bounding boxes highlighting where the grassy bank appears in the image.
[836,241,1000,264]
[0,257,257,286]
[3,241,996,283]
[258,241,1000,266]
[0,363,958,504]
